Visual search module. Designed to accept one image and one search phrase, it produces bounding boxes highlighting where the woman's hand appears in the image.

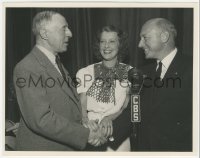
[86,120,99,132]
[99,117,113,138]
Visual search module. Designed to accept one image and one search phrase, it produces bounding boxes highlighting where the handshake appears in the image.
[83,117,113,147]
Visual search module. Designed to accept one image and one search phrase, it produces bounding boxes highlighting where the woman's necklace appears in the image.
[100,61,119,80]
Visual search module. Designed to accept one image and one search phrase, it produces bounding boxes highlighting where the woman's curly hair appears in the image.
[93,25,129,62]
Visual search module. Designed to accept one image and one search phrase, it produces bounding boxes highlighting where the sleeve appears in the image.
[76,66,93,94]
[101,106,122,120]
[13,66,89,150]
[110,102,132,149]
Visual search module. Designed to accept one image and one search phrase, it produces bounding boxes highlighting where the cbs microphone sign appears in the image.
[131,94,141,122]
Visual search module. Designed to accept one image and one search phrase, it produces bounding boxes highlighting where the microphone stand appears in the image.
[128,67,144,150]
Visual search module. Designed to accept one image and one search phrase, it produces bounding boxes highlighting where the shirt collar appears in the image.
[157,48,177,69]
[36,45,57,65]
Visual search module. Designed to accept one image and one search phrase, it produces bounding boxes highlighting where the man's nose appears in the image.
[138,39,143,48]
[66,28,72,38]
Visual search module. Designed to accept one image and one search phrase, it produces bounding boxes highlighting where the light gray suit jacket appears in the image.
[13,46,89,151]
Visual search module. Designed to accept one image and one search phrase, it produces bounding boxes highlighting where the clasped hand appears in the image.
[5,120,19,136]
[84,117,113,147]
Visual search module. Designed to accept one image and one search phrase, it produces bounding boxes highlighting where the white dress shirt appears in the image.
[156,48,177,79]
[36,45,61,74]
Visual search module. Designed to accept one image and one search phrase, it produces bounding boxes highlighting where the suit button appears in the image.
[177,122,180,125]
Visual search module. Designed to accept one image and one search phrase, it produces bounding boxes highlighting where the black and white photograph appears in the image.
[1,1,199,157]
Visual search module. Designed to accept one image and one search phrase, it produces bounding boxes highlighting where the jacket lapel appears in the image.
[151,52,183,111]
[163,52,184,81]
[62,67,80,102]
[142,52,186,119]
[141,62,157,118]
[32,47,80,111]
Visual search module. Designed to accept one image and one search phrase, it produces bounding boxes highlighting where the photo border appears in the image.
[1,1,199,157]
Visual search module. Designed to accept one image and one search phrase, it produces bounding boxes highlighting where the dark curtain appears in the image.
[5,8,193,122]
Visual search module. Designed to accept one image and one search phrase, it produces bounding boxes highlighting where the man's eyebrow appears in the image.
[141,32,149,37]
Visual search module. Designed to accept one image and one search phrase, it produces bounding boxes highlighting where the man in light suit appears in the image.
[13,11,107,151]
[136,18,192,151]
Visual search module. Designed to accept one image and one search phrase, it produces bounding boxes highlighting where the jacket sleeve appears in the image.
[110,102,132,149]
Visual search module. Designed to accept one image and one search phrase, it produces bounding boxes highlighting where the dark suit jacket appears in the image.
[13,46,89,151]
[110,103,132,150]
[137,52,193,151]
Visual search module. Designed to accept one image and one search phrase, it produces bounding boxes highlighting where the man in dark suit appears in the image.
[13,11,107,151]
[136,18,192,151]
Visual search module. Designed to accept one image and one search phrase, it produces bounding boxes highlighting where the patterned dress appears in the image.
[77,62,132,151]
[76,62,131,122]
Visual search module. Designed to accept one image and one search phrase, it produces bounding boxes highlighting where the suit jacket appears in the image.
[136,52,193,151]
[110,103,132,150]
[13,46,89,151]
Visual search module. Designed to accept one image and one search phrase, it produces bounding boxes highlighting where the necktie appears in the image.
[152,61,162,105]
[55,55,79,101]
[155,61,162,79]
[55,55,67,82]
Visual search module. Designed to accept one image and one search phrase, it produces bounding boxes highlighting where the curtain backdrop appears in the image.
[5,8,193,121]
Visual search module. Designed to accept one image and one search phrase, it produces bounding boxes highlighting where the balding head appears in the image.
[143,18,177,42]
[138,18,177,60]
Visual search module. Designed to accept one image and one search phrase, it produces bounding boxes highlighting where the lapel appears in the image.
[149,62,158,105]
[150,52,184,113]
[141,62,157,116]
[32,46,81,112]
[163,52,184,80]
[62,66,80,102]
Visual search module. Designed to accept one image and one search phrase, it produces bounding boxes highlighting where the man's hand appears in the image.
[6,120,19,136]
[85,120,107,147]
[87,120,99,132]
[99,117,113,138]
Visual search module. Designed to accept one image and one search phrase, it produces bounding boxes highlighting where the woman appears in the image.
[76,25,132,151]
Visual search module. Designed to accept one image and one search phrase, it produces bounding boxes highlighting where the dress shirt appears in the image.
[156,48,177,79]
[36,45,61,75]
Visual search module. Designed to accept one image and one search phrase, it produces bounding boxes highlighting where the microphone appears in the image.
[128,67,144,123]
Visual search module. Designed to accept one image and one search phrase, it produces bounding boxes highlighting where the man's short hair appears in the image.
[32,11,58,36]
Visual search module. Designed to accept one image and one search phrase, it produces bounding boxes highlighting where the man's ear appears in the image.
[160,31,170,43]
[39,29,48,40]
